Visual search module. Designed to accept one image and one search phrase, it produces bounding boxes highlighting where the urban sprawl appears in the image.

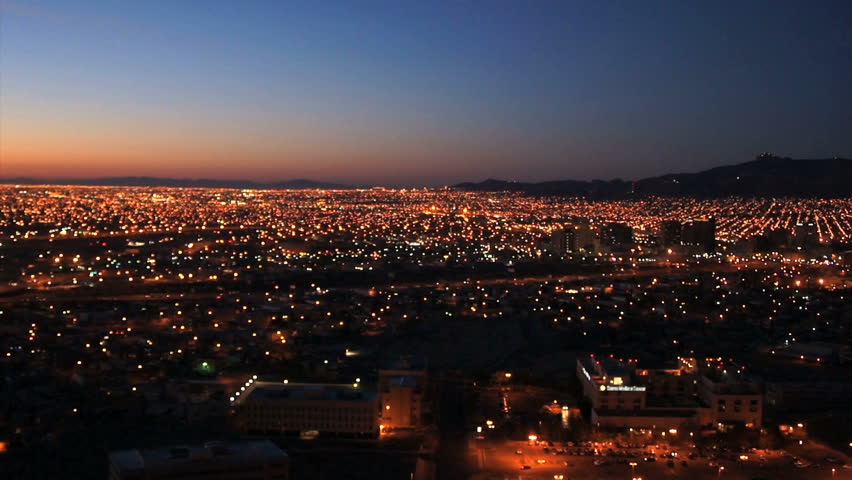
[1,186,851,480]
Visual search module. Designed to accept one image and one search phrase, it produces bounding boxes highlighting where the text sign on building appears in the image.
[601,385,646,392]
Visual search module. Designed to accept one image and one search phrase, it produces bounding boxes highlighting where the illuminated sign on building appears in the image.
[601,386,646,392]
[581,366,591,381]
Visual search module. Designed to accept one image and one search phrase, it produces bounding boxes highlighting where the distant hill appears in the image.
[453,179,631,197]
[455,155,852,198]
[454,178,632,197]
[3,154,850,196]
[0,176,350,190]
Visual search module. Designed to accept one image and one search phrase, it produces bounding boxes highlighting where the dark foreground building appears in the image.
[108,440,288,480]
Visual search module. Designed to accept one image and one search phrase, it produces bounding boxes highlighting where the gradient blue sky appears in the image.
[1,0,851,185]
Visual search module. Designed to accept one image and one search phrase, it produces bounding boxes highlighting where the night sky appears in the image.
[1,0,851,186]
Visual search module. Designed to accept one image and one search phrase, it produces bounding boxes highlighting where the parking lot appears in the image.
[469,438,851,480]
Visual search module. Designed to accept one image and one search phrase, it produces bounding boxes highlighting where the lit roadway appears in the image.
[1,259,766,304]
[381,261,767,291]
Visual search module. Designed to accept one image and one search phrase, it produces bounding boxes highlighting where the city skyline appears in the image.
[2,0,852,185]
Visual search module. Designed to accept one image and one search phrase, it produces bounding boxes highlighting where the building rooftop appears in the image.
[381,356,428,372]
[701,373,762,395]
[389,376,420,388]
[239,382,377,404]
[109,440,287,472]
[579,356,638,386]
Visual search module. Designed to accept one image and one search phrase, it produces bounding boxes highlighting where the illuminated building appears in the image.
[578,356,764,429]
[637,364,697,398]
[552,225,596,253]
[234,382,378,438]
[577,356,647,412]
[698,371,763,428]
[793,221,819,247]
[660,220,682,247]
[682,218,716,253]
[601,222,633,248]
[379,358,428,429]
[379,376,422,429]
[551,228,569,253]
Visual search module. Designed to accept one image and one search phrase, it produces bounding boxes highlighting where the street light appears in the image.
[629,461,637,475]
[717,465,724,479]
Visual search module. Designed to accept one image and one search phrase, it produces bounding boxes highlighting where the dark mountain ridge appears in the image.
[2,155,849,196]
[454,155,852,198]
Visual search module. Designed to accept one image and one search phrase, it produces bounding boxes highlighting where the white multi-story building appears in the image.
[234,382,379,438]
[698,371,763,428]
[577,355,647,412]
[577,355,763,430]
